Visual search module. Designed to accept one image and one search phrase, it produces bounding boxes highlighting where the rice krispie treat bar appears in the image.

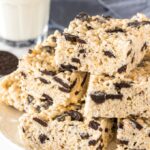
[21,71,88,113]
[0,70,26,111]
[117,117,150,150]
[19,31,60,74]
[19,32,88,113]
[0,32,61,112]
[19,103,114,150]
[55,13,150,75]
[84,55,150,118]
[0,31,88,113]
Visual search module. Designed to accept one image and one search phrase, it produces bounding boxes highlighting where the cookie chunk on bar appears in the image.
[55,13,150,75]
[117,117,150,150]
[84,56,150,118]
[19,103,114,150]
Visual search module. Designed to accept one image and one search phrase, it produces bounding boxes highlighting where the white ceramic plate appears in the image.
[0,102,24,150]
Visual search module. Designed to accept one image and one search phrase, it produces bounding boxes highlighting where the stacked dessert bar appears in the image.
[0,13,150,150]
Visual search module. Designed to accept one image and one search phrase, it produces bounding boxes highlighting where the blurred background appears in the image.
[0,0,149,47]
[50,0,150,30]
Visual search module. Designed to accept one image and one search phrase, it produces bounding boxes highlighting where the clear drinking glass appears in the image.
[0,0,50,47]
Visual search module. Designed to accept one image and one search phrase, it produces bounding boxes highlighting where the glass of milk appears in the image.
[0,0,50,47]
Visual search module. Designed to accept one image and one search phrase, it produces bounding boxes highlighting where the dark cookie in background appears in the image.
[0,51,18,75]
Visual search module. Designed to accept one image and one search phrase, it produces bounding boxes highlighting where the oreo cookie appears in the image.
[0,51,18,75]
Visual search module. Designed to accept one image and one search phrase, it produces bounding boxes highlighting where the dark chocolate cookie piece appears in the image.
[60,64,78,72]
[33,117,48,127]
[129,119,143,130]
[0,51,18,75]
[90,91,123,104]
[114,81,132,91]
[75,12,90,22]
[89,120,100,130]
[80,133,90,139]
[106,27,125,33]
[117,65,127,74]
[103,51,116,58]
[40,70,56,76]
[38,134,49,144]
[65,110,84,121]
[64,33,86,44]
